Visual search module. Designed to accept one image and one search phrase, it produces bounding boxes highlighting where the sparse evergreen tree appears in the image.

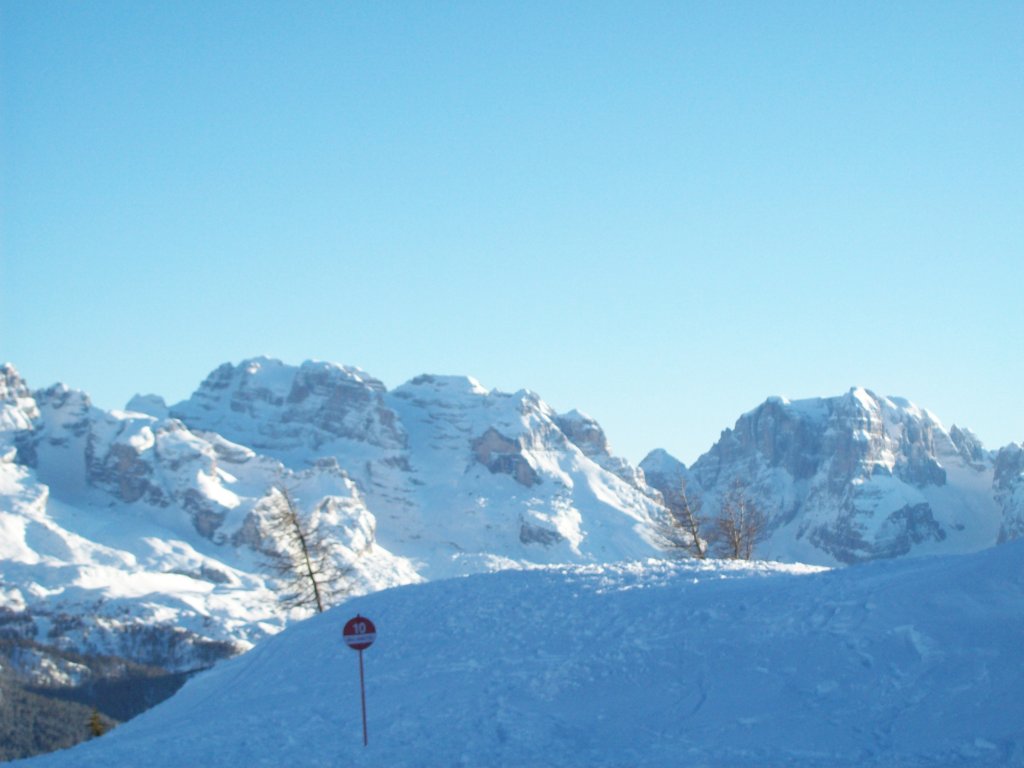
[713,480,767,560]
[88,708,108,738]
[259,486,351,613]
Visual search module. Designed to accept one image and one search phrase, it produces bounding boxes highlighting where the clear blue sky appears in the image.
[2,1,1022,465]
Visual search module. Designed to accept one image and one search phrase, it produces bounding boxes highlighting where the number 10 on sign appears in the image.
[343,615,377,746]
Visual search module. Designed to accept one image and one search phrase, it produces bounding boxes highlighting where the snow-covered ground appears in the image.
[16,542,1024,767]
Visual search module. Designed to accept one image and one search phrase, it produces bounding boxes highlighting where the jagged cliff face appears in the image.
[643,388,1012,565]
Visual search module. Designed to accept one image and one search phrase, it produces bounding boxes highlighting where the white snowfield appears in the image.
[16,543,1024,768]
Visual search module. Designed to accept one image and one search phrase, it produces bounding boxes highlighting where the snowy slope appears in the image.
[17,542,1024,768]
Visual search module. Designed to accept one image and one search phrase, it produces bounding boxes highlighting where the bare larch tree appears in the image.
[663,480,708,559]
[259,486,350,613]
[713,480,767,560]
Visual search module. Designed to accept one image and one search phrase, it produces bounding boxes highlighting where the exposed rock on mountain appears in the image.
[994,442,1024,542]
[170,357,406,456]
[1,363,39,434]
[472,427,541,487]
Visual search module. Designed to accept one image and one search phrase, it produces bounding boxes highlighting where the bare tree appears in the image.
[259,486,350,613]
[663,480,708,559]
[713,480,767,560]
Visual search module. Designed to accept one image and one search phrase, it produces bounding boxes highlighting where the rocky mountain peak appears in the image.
[1,363,30,401]
[555,410,609,457]
[126,393,170,419]
[398,374,489,397]
[555,409,650,490]
[170,358,405,457]
[0,363,39,435]
[949,424,989,463]
[638,448,687,503]
[693,394,828,487]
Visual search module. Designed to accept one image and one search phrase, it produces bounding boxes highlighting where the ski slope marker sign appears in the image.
[343,615,377,651]
[343,615,376,746]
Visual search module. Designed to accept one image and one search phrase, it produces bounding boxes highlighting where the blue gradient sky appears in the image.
[2,1,1022,464]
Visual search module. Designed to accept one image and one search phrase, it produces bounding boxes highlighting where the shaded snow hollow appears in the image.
[17,544,1024,768]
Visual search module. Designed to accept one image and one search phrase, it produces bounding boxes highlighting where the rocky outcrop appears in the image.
[472,428,540,487]
[519,518,565,546]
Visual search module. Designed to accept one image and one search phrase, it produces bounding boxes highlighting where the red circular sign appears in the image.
[343,615,377,651]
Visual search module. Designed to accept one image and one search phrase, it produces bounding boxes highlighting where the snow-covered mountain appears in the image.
[641,387,1024,565]
[15,541,1024,767]
[168,358,666,577]
[3,360,1022,699]
[0,365,418,674]
[0,359,664,684]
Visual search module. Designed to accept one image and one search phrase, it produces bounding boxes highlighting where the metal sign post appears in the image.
[343,615,377,747]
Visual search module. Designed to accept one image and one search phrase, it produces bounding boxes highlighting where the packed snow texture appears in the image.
[16,542,1024,768]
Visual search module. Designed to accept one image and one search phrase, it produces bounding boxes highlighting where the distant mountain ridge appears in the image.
[0,359,667,690]
[166,359,666,575]
[641,387,1023,565]
[1,359,1022,690]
